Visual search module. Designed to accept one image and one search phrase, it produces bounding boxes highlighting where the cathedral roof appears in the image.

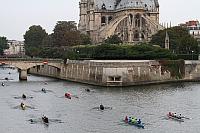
[94,0,159,11]
[116,0,158,10]
[95,0,116,10]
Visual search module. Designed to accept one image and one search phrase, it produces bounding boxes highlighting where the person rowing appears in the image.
[137,119,141,124]
[131,117,137,124]
[20,102,25,110]
[85,89,90,92]
[22,94,26,99]
[42,115,49,123]
[99,104,104,110]
[125,116,128,122]
[41,88,46,93]
[178,114,182,119]
[168,112,172,116]
[171,113,177,117]
[65,93,71,99]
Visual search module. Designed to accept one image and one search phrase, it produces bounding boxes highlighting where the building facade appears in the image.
[179,20,200,42]
[4,40,25,56]
[78,0,164,44]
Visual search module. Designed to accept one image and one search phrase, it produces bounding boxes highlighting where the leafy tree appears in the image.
[42,34,53,47]
[71,43,175,60]
[104,35,122,44]
[53,21,81,47]
[0,36,8,55]
[80,34,91,45]
[150,26,199,56]
[24,25,47,57]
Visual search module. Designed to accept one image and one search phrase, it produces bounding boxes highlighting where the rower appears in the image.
[22,94,26,99]
[137,119,141,124]
[42,115,49,123]
[30,119,34,123]
[85,89,90,92]
[41,88,46,93]
[128,117,132,122]
[20,102,25,109]
[100,104,104,110]
[125,116,128,122]
[178,114,182,119]
[131,117,137,124]
[173,113,177,117]
[65,93,71,99]
[169,112,172,116]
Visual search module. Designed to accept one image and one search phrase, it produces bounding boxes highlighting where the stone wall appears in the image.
[29,60,183,86]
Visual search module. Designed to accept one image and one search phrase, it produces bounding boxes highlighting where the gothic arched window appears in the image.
[101,16,106,24]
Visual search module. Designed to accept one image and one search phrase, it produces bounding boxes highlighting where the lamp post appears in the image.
[77,50,79,60]
[192,50,194,60]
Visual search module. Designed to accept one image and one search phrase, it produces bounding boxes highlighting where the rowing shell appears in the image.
[167,114,184,122]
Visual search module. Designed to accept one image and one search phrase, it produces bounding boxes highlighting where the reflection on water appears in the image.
[1,67,200,132]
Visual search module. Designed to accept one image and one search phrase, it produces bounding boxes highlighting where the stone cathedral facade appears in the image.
[78,0,164,44]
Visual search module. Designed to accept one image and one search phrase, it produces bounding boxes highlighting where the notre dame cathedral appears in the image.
[78,0,164,44]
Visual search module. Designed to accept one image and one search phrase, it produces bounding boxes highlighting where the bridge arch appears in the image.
[0,59,62,80]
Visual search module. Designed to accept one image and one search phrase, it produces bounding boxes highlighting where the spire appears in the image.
[165,31,170,50]
[154,0,159,7]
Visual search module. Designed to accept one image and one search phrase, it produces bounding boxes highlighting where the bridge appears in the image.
[0,58,63,80]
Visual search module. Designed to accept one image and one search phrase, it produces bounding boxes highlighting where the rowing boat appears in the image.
[167,114,184,122]
[124,119,144,128]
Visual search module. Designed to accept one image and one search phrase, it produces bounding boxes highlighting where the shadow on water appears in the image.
[12,105,36,110]
[90,82,194,94]
[13,95,34,99]
[32,89,55,94]
[28,117,64,126]
[91,106,112,111]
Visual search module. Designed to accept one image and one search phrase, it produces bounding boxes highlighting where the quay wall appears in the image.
[28,60,200,86]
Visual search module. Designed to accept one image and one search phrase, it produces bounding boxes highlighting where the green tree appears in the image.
[72,43,175,60]
[150,26,199,56]
[0,37,8,55]
[53,21,81,47]
[24,25,48,57]
[42,34,53,47]
[104,35,122,44]
[80,34,91,45]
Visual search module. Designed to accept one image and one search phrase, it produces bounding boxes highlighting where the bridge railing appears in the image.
[0,58,63,62]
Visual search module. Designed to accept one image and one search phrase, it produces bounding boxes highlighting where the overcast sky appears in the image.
[0,0,199,40]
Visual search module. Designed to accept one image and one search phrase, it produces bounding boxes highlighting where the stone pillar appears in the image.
[139,17,142,41]
[19,69,27,80]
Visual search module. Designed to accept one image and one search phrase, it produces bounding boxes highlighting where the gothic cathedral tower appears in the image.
[79,0,164,44]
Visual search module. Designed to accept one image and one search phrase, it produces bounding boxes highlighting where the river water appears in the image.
[0,66,200,133]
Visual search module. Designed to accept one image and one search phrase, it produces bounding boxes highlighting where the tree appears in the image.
[42,34,53,47]
[53,21,81,47]
[24,25,48,57]
[0,36,8,55]
[150,26,199,56]
[104,35,122,44]
[80,33,91,45]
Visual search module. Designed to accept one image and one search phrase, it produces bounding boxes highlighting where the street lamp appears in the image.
[192,50,194,60]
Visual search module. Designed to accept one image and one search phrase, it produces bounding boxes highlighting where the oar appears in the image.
[182,116,192,119]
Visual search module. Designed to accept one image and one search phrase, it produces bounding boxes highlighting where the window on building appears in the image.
[108,16,112,23]
[101,16,106,24]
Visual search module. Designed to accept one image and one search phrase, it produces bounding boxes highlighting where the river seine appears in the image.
[0,66,200,133]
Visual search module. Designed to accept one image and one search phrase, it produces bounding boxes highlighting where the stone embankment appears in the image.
[29,60,200,86]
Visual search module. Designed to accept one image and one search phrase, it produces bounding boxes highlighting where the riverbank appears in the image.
[29,60,200,87]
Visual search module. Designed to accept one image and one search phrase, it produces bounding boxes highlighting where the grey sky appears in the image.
[0,0,199,40]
